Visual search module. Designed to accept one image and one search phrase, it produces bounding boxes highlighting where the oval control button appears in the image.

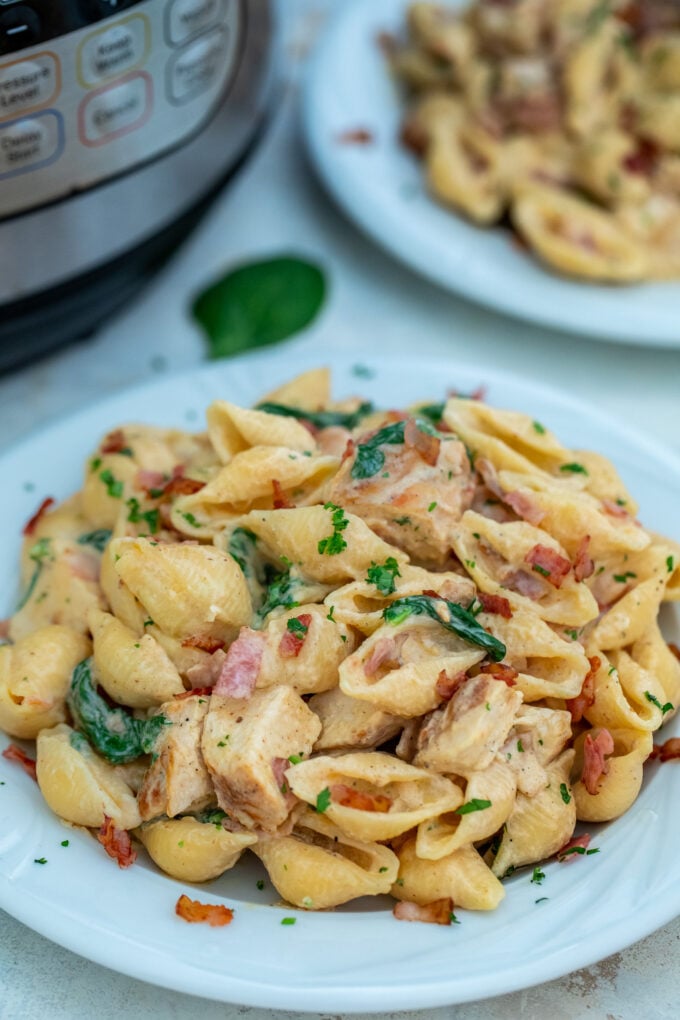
[79,71,152,146]
[167,27,227,105]
[0,109,63,178]
[166,0,225,47]
[78,14,150,88]
[0,53,60,120]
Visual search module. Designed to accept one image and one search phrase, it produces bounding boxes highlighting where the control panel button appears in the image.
[78,14,149,87]
[0,52,59,120]
[78,70,151,146]
[0,109,63,177]
[79,0,144,19]
[0,5,40,55]
[166,0,224,47]
[166,27,227,105]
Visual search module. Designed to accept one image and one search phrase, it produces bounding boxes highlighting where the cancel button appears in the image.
[79,72,151,146]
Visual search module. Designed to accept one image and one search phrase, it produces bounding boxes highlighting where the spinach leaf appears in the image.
[228,527,260,577]
[382,595,506,661]
[254,567,300,627]
[255,401,374,431]
[67,658,168,764]
[77,529,112,553]
[192,255,327,360]
[351,418,438,480]
[416,402,445,424]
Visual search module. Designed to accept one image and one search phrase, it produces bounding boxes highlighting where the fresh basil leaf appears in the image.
[192,255,327,359]
[382,594,506,661]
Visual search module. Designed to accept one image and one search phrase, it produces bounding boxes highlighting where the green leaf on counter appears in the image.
[192,255,327,359]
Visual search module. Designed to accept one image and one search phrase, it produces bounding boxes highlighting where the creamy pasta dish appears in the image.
[1,367,679,923]
[387,1,680,283]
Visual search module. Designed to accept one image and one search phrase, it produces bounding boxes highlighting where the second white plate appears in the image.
[303,0,680,347]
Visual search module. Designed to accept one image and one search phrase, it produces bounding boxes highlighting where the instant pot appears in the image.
[0,0,276,371]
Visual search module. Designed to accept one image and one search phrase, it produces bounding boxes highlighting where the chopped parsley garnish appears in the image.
[60,840,69,847]
[366,557,401,596]
[517,739,524,753]
[645,691,674,715]
[351,418,437,480]
[77,529,112,552]
[126,498,160,534]
[180,511,202,529]
[90,457,102,472]
[199,809,229,828]
[286,617,309,638]
[281,917,296,925]
[535,897,549,904]
[99,469,123,499]
[564,629,578,641]
[427,501,437,512]
[393,516,411,526]
[315,787,331,813]
[559,463,588,476]
[256,879,265,890]
[455,799,492,815]
[530,867,545,885]
[326,605,336,622]
[560,783,571,804]
[17,537,53,610]
[667,556,675,574]
[143,618,154,627]
[34,858,47,865]
[255,401,373,431]
[450,912,461,925]
[532,564,551,578]
[613,571,637,583]
[382,594,506,661]
[532,421,546,435]
[318,502,349,556]
[288,754,303,765]
[379,866,389,873]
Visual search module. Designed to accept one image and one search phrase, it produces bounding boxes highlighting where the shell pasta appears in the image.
[1,369,677,922]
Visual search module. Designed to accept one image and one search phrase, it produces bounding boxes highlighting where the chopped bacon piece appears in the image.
[137,465,205,499]
[173,687,212,701]
[504,491,545,526]
[477,592,513,618]
[181,635,225,654]
[649,737,680,762]
[556,833,592,862]
[341,438,356,464]
[525,544,571,588]
[400,118,428,157]
[101,429,128,455]
[479,662,518,686]
[278,614,313,659]
[404,418,440,466]
[581,728,614,795]
[2,743,37,781]
[213,629,264,698]
[669,643,680,662]
[573,535,594,582]
[97,815,136,868]
[330,783,392,813]
[601,499,630,519]
[0,619,9,640]
[566,656,600,723]
[272,479,293,510]
[435,669,467,702]
[393,898,453,925]
[623,138,660,176]
[363,636,402,678]
[337,127,374,145]
[23,497,56,536]
[175,894,234,927]
[164,476,206,498]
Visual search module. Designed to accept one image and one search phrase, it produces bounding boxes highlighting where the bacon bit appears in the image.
[278,613,313,659]
[101,429,128,455]
[97,815,136,868]
[164,476,205,498]
[23,497,56,536]
[404,418,441,466]
[337,127,374,145]
[341,438,356,464]
[363,636,402,678]
[436,669,467,701]
[601,499,630,520]
[477,592,513,618]
[448,385,486,402]
[623,138,660,176]
[137,465,205,499]
[213,628,264,698]
[649,737,680,762]
[272,479,293,510]
[173,687,212,701]
[393,898,453,925]
[566,656,600,723]
[0,619,10,639]
[504,491,545,526]
[479,662,518,686]
[181,635,225,654]
[669,643,680,662]
[400,118,429,157]
[2,743,37,781]
[581,728,614,795]
[557,833,591,862]
[330,783,392,813]
[525,544,571,588]
[573,535,594,583]
[175,894,234,927]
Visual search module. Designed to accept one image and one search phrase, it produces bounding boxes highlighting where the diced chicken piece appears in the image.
[138,695,213,821]
[309,687,406,752]
[414,674,522,774]
[201,687,321,832]
[327,421,474,568]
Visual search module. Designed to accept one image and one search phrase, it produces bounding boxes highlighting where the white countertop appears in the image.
[2,3,680,1018]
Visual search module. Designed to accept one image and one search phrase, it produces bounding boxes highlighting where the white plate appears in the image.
[2,350,680,1012]
[303,0,680,347]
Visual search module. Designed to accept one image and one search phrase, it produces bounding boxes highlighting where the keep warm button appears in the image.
[79,71,152,147]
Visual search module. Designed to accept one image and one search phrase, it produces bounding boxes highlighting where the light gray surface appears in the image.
[2,2,680,1018]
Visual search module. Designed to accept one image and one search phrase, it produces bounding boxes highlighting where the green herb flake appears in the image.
[667,556,675,574]
[608,665,616,676]
[34,858,47,865]
[315,787,331,813]
[586,848,600,855]
[256,879,265,890]
[535,897,549,904]
[178,840,185,848]
[559,462,588,476]
[450,912,461,925]
[378,866,389,873]
[318,502,349,556]
[326,606,336,623]
[126,498,160,535]
[455,798,492,815]
[517,739,524,753]
[564,629,578,640]
[530,867,545,885]
[645,691,674,715]
[99,469,123,499]
[143,618,154,628]
[393,516,411,526]
[180,512,202,529]
[532,564,550,578]
[560,783,572,804]
[89,457,102,472]
[366,557,401,596]
[286,616,309,638]
[532,421,546,435]
[427,501,438,513]
[288,754,303,765]
[77,529,112,552]
[60,840,69,847]
[613,571,637,583]
[281,917,296,926]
